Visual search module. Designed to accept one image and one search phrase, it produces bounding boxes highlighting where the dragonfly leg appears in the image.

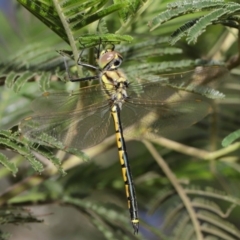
[77,49,98,70]
[62,48,99,82]
[70,75,99,82]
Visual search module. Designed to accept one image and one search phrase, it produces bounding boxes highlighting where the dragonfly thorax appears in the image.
[101,69,129,110]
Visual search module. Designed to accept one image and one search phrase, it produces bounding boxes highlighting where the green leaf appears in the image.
[5,72,19,88]
[114,0,148,22]
[17,0,68,43]
[0,153,17,176]
[78,34,133,48]
[71,3,126,33]
[38,72,52,92]
[0,207,43,224]
[170,18,199,45]
[63,0,109,18]
[31,145,66,176]
[20,148,44,173]
[13,72,37,93]
[1,1,240,238]
[0,130,44,173]
[64,147,89,161]
[222,130,240,147]
[187,8,229,44]
[148,0,225,31]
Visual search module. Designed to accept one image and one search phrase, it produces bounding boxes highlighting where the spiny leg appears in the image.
[61,47,99,83]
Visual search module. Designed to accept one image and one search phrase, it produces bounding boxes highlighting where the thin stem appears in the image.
[134,133,240,161]
[137,133,208,159]
[143,140,203,240]
[52,0,82,77]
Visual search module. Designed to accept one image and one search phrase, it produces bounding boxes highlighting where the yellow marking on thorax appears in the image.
[101,69,127,90]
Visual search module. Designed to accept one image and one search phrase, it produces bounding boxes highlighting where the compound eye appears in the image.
[98,52,115,69]
[98,51,123,70]
[113,58,122,67]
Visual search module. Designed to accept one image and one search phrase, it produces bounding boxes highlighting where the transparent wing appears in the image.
[127,65,228,91]
[121,82,211,137]
[20,66,225,148]
[20,85,114,150]
[30,84,106,114]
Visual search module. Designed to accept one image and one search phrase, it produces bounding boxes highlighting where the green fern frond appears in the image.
[16,0,132,75]
[192,198,236,218]
[222,129,240,147]
[170,18,199,45]
[0,129,70,175]
[155,185,240,239]
[126,47,183,60]
[63,196,140,239]
[201,222,238,240]
[96,18,109,35]
[1,1,240,238]
[161,202,185,231]
[114,0,148,22]
[186,8,232,44]
[3,68,63,93]
[149,0,240,44]
[30,145,66,176]
[0,152,17,176]
[69,3,125,35]
[6,72,36,92]
[79,33,133,48]
[62,0,108,16]
[38,72,53,92]
[198,210,240,238]
[15,146,44,173]
[0,207,43,224]
[186,186,240,206]
[63,147,89,160]
[0,21,67,92]
[125,60,196,77]
[17,0,68,42]
[149,0,226,31]
[173,215,194,240]
[119,36,180,60]
[142,142,240,239]
[148,186,176,213]
[22,132,88,169]
[0,130,44,173]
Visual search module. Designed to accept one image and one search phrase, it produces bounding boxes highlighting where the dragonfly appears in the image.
[19,43,225,233]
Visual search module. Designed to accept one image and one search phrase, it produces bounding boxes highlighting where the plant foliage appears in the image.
[148,0,240,44]
[0,0,240,239]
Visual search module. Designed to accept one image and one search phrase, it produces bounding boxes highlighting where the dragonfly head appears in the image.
[98,48,123,71]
